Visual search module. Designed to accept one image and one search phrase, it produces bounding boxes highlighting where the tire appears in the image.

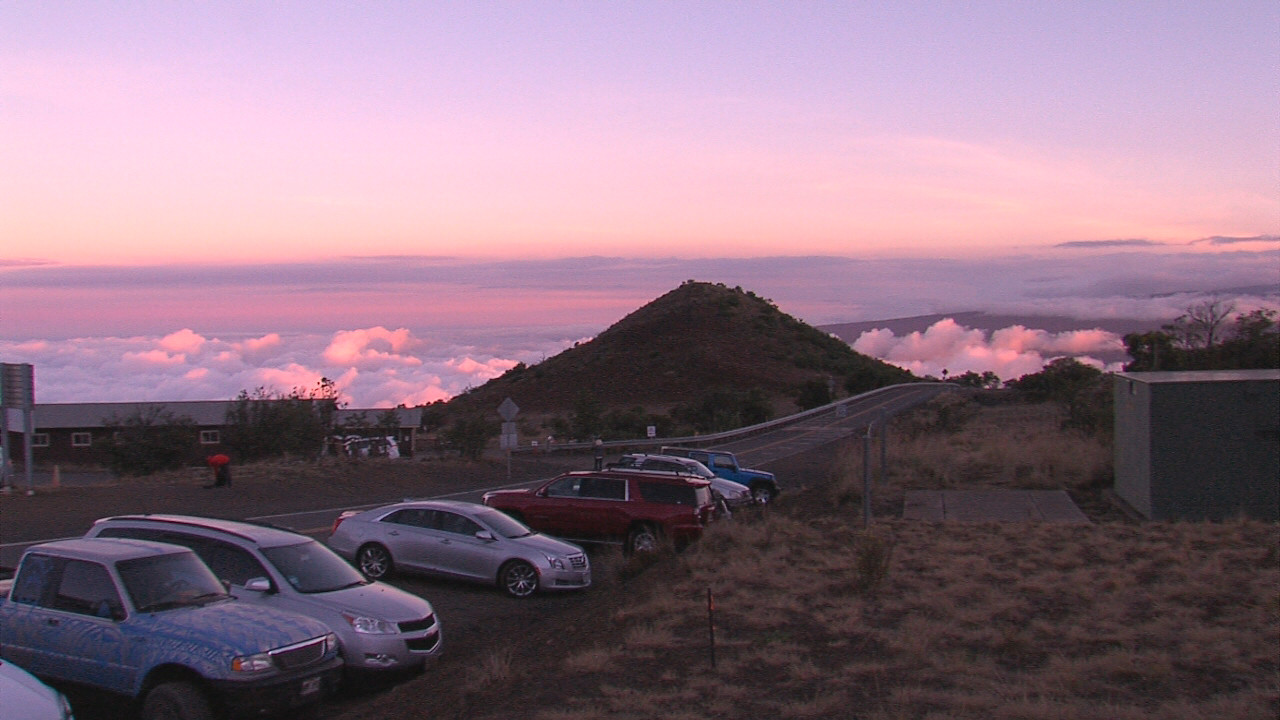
[751,484,776,504]
[356,543,393,579]
[626,525,660,555]
[498,560,539,598]
[141,681,214,720]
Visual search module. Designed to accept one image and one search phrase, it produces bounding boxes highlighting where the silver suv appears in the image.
[85,514,443,675]
[607,453,756,513]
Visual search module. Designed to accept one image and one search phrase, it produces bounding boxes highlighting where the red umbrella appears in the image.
[206,454,230,467]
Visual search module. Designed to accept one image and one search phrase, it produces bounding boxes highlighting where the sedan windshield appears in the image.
[261,540,368,593]
[473,507,534,539]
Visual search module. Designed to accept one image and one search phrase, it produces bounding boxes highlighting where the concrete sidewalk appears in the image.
[903,490,1091,523]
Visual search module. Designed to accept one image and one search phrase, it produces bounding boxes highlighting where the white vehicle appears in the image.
[0,659,75,720]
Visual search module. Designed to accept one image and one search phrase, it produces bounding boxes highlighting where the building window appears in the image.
[32,433,50,447]
[200,430,220,445]
[71,432,92,448]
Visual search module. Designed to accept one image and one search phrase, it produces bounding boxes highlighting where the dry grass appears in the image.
[408,398,1280,720]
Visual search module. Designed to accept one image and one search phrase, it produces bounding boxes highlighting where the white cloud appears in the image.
[854,319,1127,382]
[1,326,573,408]
[159,328,205,354]
[322,327,423,368]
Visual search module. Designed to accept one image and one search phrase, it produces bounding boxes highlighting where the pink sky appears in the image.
[3,3,1275,266]
[1,3,1277,407]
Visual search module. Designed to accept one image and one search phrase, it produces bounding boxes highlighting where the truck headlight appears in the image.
[232,652,274,673]
[344,613,397,635]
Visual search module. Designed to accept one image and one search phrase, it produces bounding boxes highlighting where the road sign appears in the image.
[498,397,519,422]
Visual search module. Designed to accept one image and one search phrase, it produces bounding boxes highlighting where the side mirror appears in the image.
[475,530,495,542]
[244,577,275,594]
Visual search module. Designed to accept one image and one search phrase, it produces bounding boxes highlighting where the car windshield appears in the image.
[261,540,368,593]
[118,552,228,612]
[473,507,534,539]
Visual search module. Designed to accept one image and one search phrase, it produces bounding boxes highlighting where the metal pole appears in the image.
[0,407,10,493]
[23,407,34,495]
[879,411,888,485]
[863,422,873,529]
[707,588,716,669]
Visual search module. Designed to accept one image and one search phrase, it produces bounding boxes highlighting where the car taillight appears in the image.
[330,511,355,536]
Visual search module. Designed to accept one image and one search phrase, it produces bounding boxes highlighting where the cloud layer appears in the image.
[1,247,1276,407]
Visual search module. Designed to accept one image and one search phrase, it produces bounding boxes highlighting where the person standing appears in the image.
[205,453,231,488]
[593,438,604,471]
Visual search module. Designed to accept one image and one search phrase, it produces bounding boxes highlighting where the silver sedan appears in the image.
[328,499,590,599]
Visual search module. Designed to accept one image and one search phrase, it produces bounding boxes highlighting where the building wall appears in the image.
[1113,376,1153,518]
[1114,372,1279,521]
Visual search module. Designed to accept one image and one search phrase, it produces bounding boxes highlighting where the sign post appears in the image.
[497,397,520,482]
[1,363,35,494]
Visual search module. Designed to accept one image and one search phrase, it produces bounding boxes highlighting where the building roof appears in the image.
[18,401,422,430]
[32,401,236,429]
[1117,369,1280,384]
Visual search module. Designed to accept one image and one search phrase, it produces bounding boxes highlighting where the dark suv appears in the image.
[481,470,716,554]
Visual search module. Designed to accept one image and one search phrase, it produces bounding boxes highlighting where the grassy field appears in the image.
[345,398,1279,720]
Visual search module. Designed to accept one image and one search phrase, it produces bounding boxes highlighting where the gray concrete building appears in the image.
[1113,370,1279,521]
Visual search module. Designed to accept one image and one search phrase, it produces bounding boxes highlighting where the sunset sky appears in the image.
[2,2,1277,407]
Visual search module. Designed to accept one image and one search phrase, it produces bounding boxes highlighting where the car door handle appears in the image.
[388,530,399,536]
[440,539,451,545]
[45,618,60,627]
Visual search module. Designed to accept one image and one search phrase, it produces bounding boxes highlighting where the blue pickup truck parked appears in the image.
[660,446,781,503]
[0,538,342,720]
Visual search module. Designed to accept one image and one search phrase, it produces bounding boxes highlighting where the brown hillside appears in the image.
[442,281,914,419]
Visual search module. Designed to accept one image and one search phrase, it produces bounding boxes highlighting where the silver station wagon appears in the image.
[86,514,443,675]
[328,499,590,598]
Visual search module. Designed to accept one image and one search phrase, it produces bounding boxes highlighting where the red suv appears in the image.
[482,470,715,554]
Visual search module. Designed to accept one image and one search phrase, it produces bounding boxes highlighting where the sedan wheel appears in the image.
[499,560,539,598]
[357,544,393,579]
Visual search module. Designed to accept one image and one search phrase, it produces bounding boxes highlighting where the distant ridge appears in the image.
[443,281,913,418]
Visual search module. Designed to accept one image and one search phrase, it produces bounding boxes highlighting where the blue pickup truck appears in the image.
[0,538,343,720]
[660,446,781,503]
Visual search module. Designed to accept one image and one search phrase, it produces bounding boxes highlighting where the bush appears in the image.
[102,407,198,476]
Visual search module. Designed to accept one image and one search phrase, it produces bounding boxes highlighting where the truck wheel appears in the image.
[751,484,775,504]
[142,681,214,720]
[498,559,539,598]
[356,543,393,579]
[626,525,660,555]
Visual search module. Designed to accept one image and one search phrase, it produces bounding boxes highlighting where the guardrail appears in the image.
[510,382,957,454]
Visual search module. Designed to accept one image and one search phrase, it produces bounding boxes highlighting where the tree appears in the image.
[949,370,1001,389]
[101,407,198,476]
[795,379,832,411]
[1164,298,1235,349]
[222,381,337,461]
[1006,358,1110,436]
[1124,304,1278,371]
[443,415,493,460]
[376,409,402,440]
[570,393,604,440]
[1122,331,1182,371]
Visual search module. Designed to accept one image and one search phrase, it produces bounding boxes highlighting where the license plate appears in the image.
[300,677,322,697]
